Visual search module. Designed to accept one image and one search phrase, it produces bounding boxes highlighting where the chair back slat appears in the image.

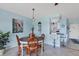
[16,35,21,46]
[41,34,45,39]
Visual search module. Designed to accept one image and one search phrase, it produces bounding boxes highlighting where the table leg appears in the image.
[21,45,23,56]
[40,42,44,55]
[43,40,44,52]
[36,48,38,56]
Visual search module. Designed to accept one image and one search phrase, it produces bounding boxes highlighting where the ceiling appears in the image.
[0,3,79,20]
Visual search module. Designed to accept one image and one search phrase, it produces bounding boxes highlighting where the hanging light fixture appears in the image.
[54,3,58,6]
[32,8,35,22]
[32,8,35,33]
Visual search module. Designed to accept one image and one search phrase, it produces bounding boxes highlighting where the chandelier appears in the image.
[32,8,35,22]
[32,8,35,33]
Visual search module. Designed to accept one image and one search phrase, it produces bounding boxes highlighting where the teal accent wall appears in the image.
[0,9,32,49]
[34,15,69,47]
[60,17,69,45]
[69,19,79,24]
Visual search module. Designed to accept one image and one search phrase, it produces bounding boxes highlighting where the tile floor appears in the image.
[3,42,79,56]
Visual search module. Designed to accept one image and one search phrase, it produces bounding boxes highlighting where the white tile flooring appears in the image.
[3,40,79,56]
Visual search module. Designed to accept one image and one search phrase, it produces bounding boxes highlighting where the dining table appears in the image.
[19,36,44,56]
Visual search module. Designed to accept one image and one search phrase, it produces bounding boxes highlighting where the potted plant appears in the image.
[0,31,10,55]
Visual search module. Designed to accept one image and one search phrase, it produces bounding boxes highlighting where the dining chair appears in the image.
[26,36,40,56]
[16,35,22,56]
[41,34,45,39]
[16,35,27,56]
[41,34,45,51]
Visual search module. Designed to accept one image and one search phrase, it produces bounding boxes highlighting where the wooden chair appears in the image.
[41,34,45,51]
[26,34,40,56]
[41,34,45,39]
[16,35,22,56]
[16,35,27,56]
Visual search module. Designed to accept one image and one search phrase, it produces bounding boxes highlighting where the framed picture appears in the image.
[50,18,58,34]
[12,18,23,33]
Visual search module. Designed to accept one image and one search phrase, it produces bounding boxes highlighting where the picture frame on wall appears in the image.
[50,17,59,34]
[12,18,23,33]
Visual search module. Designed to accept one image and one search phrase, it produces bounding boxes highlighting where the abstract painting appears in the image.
[12,18,23,33]
[50,18,58,34]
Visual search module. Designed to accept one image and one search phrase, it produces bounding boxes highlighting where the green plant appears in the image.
[0,31,10,50]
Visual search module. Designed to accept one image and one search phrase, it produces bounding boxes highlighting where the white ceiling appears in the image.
[0,3,79,20]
